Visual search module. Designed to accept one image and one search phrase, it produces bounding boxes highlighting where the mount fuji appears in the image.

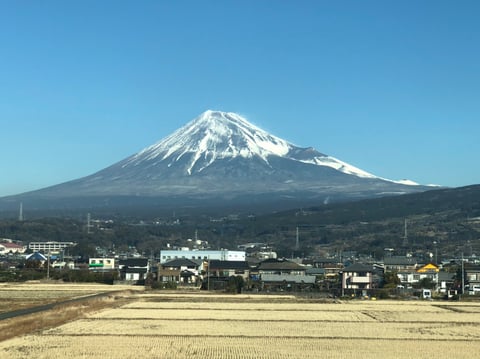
[1,110,430,211]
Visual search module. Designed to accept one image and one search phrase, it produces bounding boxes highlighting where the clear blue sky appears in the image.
[1,1,479,196]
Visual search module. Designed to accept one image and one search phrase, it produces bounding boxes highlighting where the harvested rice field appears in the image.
[0,291,479,358]
[0,282,143,313]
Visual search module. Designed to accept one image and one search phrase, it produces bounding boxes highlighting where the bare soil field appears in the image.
[0,290,479,358]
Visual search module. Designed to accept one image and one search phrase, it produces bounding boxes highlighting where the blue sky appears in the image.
[1,1,479,196]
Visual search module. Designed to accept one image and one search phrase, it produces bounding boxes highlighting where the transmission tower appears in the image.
[402,219,408,247]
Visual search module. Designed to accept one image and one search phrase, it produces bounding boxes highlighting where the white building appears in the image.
[28,241,76,253]
[160,249,245,264]
[0,242,26,254]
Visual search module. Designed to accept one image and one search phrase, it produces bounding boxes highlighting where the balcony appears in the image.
[348,276,371,284]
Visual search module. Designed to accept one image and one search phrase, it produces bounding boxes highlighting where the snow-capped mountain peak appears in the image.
[124,110,292,174]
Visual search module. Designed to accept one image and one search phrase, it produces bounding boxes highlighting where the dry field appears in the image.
[0,282,143,342]
[0,282,143,313]
[0,291,479,358]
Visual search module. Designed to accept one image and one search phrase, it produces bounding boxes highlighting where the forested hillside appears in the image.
[0,185,479,261]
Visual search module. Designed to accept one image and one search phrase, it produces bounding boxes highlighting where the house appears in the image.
[119,258,150,283]
[397,263,439,288]
[203,260,250,290]
[416,263,439,282]
[341,263,374,296]
[88,257,116,270]
[305,267,326,287]
[208,260,250,279]
[384,256,418,272]
[159,258,202,284]
[465,264,480,295]
[438,271,456,296]
[307,257,343,281]
[257,258,315,291]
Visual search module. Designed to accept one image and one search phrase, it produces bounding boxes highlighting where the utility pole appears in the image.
[295,226,299,252]
[46,249,50,280]
[461,252,465,296]
[207,256,210,291]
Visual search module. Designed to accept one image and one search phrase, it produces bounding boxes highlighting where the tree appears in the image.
[382,271,401,289]
[416,277,436,290]
[226,275,244,294]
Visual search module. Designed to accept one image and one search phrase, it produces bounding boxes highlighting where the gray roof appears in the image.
[209,260,249,270]
[384,256,417,265]
[258,259,305,271]
[306,268,326,275]
[344,263,374,272]
[163,258,200,268]
[119,258,149,267]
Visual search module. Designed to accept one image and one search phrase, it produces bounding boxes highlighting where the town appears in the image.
[1,235,479,300]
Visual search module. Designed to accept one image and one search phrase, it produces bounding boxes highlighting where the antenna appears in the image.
[18,202,24,222]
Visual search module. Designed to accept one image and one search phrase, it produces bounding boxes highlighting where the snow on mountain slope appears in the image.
[122,110,408,184]
[123,110,291,174]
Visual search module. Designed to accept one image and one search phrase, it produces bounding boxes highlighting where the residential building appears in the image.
[257,258,315,291]
[465,264,480,294]
[159,258,202,284]
[88,257,116,270]
[342,263,374,296]
[119,258,150,282]
[307,257,344,280]
[396,263,439,288]
[208,260,250,280]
